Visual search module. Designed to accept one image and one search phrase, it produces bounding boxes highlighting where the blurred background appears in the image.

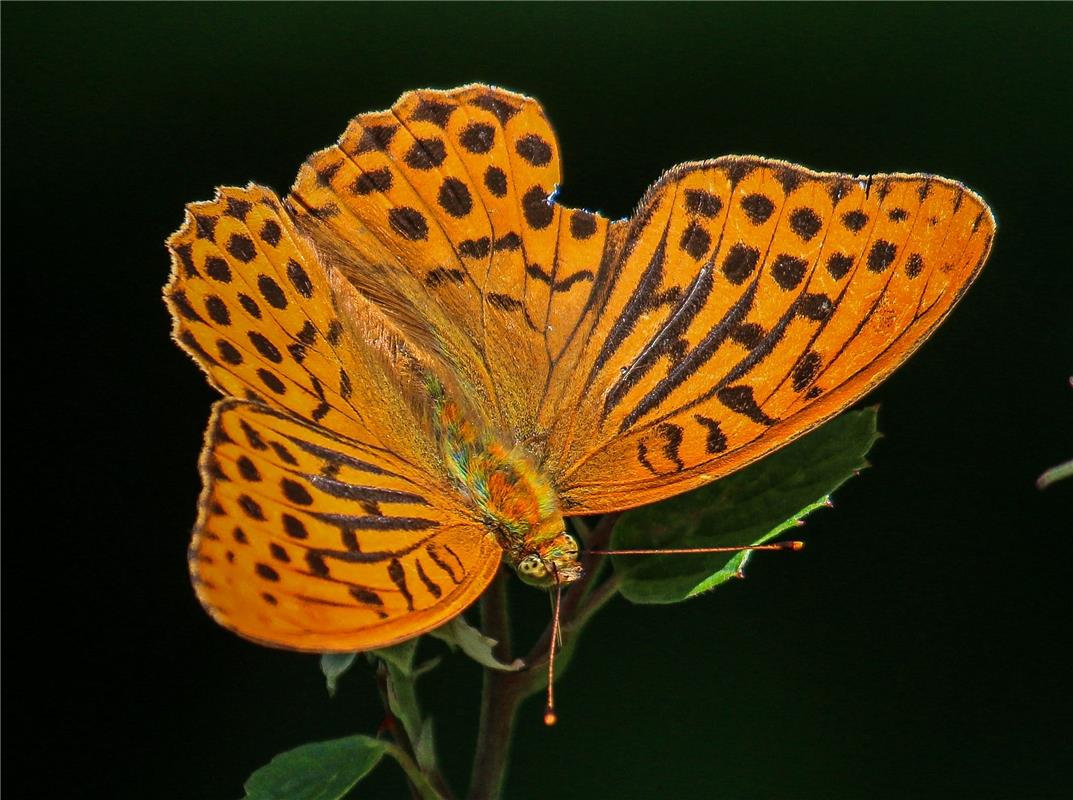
[4,4,1071,798]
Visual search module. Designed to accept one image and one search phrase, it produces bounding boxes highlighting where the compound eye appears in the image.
[519,555,547,577]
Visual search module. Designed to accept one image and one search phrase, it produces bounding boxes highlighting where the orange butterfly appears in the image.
[166,84,994,654]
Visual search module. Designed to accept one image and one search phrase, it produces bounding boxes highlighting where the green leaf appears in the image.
[319,653,357,697]
[369,639,418,676]
[428,616,524,671]
[612,408,879,604]
[370,640,427,769]
[412,717,437,774]
[242,735,387,800]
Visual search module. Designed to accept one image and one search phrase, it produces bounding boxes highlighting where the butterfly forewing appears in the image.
[554,158,994,512]
[189,401,500,652]
[288,85,616,444]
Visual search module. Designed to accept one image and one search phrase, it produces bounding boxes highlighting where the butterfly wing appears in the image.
[549,158,995,512]
[187,400,500,652]
[166,186,500,650]
[287,85,619,444]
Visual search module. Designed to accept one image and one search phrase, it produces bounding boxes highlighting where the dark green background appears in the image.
[5,4,1071,798]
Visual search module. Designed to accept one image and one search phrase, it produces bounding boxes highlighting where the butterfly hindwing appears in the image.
[552,158,995,512]
[189,401,500,652]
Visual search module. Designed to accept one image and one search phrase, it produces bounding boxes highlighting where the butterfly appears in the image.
[166,84,994,655]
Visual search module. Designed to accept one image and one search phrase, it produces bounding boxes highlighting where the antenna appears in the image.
[588,540,804,556]
[543,580,563,726]
[541,539,803,725]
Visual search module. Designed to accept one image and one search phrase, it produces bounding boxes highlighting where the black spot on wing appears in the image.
[459,237,491,259]
[173,243,198,277]
[388,558,414,611]
[716,385,775,425]
[238,494,265,520]
[637,440,658,475]
[488,293,523,312]
[867,240,897,273]
[246,330,282,363]
[484,166,507,197]
[259,219,282,246]
[281,477,314,505]
[789,208,822,241]
[679,220,711,260]
[437,177,473,217]
[205,256,232,283]
[170,291,203,323]
[388,207,429,240]
[255,563,280,582]
[194,215,218,241]
[355,124,398,153]
[570,210,597,239]
[494,232,522,251]
[797,293,834,321]
[515,133,553,166]
[842,210,869,232]
[684,189,722,218]
[282,513,309,539]
[460,123,495,153]
[659,423,685,471]
[722,243,760,285]
[554,270,594,292]
[771,254,808,290]
[826,252,855,279]
[694,415,728,453]
[296,321,317,344]
[227,233,257,263]
[352,168,393,195]
[426,267,466,287]
[238,293,261,319]
[411,98,456,128]
[470,93,520,124]
[257,274,288,309]
[522,186,554,229]
[792,350,822,391]
[741,194,775,225]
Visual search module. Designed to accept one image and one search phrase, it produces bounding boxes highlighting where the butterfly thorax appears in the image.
[431,385,582,588]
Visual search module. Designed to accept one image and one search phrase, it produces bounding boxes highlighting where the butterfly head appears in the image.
[515,532,583,588]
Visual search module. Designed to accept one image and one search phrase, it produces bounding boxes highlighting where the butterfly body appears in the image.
[166,84,993,652]
[432,380,581,588]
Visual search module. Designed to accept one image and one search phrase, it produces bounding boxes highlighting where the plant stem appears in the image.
[466,513,623,800]
[468,568,522,800]
[384,743,447,800]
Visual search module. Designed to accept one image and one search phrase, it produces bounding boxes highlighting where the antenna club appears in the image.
[543,707,558,726]
[787,540,805,551]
